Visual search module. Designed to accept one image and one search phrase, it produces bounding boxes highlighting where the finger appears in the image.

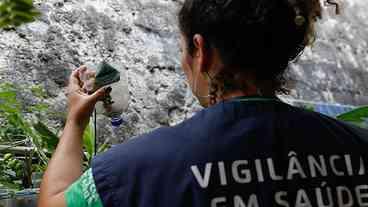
[71,66,85,79]
[85,69,96,78]
[78,66,88,80]
[69,66,86,91]
[72,66,88,82]
[79,65,87,73]
[89,87,109,103]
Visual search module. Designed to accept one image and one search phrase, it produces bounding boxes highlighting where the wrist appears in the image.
[66,116,88,133]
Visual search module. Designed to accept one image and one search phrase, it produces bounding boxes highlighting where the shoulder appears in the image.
[277,103,368,144]
[90,103,230,172]
[90,110,214,206]
[91,108,205,169]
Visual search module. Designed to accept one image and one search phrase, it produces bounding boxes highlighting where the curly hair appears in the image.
[178,0,339,100]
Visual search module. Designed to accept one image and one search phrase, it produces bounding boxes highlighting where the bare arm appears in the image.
[38,67,106,207]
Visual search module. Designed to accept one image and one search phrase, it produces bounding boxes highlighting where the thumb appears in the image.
[89,87,109,103]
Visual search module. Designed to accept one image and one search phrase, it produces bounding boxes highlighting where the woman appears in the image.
[39,0,368,207]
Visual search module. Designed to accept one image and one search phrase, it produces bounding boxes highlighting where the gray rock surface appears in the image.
[288,0,368,105]
[0,0,367,141]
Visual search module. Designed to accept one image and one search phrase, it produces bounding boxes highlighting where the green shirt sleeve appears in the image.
[65,168,103,207]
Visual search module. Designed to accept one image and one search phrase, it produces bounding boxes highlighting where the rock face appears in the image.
[289,0,368,105]
[0,0,367,140]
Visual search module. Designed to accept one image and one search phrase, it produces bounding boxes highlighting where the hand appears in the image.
[66,66,108,130]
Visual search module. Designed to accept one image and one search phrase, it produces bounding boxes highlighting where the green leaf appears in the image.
[0,104,20,114]
[336,107,368,123]
[28,103,49,114]
[0,0,39,28]
[33,122,58,152]
[0,90,16,99]
[0,179,22,191]
[30,85,47,98]
[83,123,95,163]
[98,143,110,153]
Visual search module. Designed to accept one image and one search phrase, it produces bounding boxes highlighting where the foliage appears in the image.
[0,153,23,190]
[303,104,315,112]
[336,107,368,127]
[83,123,110,167]
[0,83,54,190]
[0,0,40,28]
[0,82,110,192]
[299,103,368,128]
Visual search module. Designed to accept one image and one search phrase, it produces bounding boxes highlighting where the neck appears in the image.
[211,89,275,107]
[218,90,258,102]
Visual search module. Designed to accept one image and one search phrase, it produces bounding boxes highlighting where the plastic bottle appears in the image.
[98,63,129,143]
[111,115,125,143]
[85,62,130,143]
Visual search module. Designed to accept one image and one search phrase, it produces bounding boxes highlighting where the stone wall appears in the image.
[288,0,368,105]
[0,0,367,140]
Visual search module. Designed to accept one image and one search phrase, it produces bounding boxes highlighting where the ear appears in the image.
[192,34,210,73]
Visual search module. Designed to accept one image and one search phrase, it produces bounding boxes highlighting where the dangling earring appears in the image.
[205,71,218,105]
[194,71,211,99]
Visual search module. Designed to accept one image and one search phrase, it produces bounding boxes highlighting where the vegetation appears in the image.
[0,83,109,193]
[302,104,368,128]
[0,0,40,28]
[337,107,368,128]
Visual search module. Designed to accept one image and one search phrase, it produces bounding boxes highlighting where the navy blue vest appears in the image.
[92,98,368,207]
